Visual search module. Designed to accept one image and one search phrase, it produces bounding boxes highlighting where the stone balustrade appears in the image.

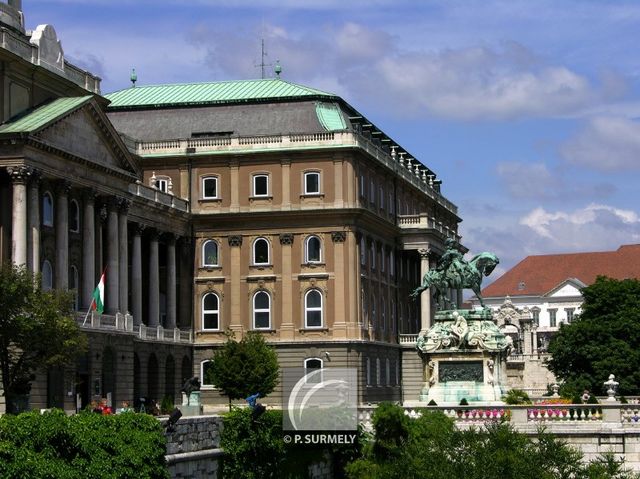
[77,312,192,344]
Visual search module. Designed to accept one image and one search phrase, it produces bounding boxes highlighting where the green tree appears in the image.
[345,403,638,479]
[208,330,279,406]
[0,263,87,413]
[547,277,640,395]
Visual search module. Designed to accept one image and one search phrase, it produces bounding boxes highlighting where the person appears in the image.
[100,398,113,415]
[582,390,591,403]
[436,238,466,286]
[118,401,132,413]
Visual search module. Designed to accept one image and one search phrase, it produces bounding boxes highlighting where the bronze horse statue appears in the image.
[410,252,499,309]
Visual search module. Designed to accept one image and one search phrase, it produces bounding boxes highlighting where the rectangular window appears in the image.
[565,308,575,323]
[366,358,371,386]
[379,186,384,210]
[532,310,540,327]
[549,309,557,328]
[202,177,218,199]
[359,174,365,198]
[155,179,168,192]
[253,174,269,197]
[304,172,320,194]
[369,180,375,204]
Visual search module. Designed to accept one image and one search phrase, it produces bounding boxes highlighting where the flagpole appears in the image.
[83,267,107,326]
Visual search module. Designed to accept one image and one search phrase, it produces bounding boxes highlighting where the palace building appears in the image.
[0,1,461,412]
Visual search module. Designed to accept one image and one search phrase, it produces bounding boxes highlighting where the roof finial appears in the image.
[130,68,137,88]
[274,60,282,78]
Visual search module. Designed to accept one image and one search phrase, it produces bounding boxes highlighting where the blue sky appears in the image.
[23,0,640,277]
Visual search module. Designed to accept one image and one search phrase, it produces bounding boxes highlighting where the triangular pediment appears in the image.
[544,278,586,298]
[34,100,139,177]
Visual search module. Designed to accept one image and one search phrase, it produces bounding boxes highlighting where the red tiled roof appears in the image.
[482,244,640,297]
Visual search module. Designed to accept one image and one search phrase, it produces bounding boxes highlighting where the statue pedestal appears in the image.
[178,391,203,416]
[416,309,509,405]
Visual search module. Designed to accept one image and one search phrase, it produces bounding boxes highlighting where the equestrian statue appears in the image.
[411,238,499,309]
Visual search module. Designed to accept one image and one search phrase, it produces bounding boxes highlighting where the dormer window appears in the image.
[149,172,172,194]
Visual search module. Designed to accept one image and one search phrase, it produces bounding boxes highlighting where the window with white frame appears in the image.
[202,176,218,199]
[202,292,220,330]
[531,308,540,327]
[202,240,219,267]
[253,291,271,329]
[549,309,557,328]
[565,308,575,323]
[305,289,323,328]
[253,238,270,265]
[42,192,53,227]
[69,199,80,233]
[155,177,169,192]
[304,358,323,383]
[42,260,53,291]
[253,174,269,197]
[304,171,320,195]
[305,236,321,263]
[201,360,215,388]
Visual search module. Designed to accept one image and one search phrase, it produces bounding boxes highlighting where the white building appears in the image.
[470,244,640,394]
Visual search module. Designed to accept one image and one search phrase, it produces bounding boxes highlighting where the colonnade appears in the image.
[6,166,183,329]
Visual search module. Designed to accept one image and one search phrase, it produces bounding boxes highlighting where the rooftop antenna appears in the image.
[255,38,272,79]
[130,68,137,88]
[274,60,282,78]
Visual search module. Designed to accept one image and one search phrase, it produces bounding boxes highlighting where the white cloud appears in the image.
[560,116,640,171]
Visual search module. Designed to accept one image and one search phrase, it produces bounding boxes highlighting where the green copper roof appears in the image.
[316,102,347,131]
[0,96,93,134]
[105,78,337,109]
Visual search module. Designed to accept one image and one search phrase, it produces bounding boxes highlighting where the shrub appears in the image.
[160,395,174,415]
[459,398,469,406]
[503,389,532,405]
[0,409,169,479]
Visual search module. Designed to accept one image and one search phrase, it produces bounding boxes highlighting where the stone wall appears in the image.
[163,415,223,479]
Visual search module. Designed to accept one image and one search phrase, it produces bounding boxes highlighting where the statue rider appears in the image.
[435,238,466,287]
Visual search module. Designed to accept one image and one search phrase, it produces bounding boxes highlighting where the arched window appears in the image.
[201,360,215,388]
[202,240,219,267]
[42,192,53,226]
[253,238,270,265]
[202,176,218,199]
[69,265,79,310]
[253,174,269,197]
[304,171,320,195]
[42,260,53,291]
[305,236,321,263]
[69,199,80,232]
[304,358,323,383]
[202,292,220,330]
[253,291,271,329]
[305,289,323,328]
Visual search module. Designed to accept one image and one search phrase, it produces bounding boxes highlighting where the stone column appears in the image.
[333,155,344,208]
[178,238,192,328]
[230,159,239,213]
[532,327,539,355]
[118,200,130,313]
[131,224,144,326]
[27,170,40,273]
[228,235,243,333]
[165,233,177,329]
[332,231,347,337]
[418,248,432,333]
[55,181,70,289]
[281,158,291,210]
[148,229,160,327]
[7,166,30,266]
[106,198,119,314]
[279,233,294,339]
[82,190,96,309]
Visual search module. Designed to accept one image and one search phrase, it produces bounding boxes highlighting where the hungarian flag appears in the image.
[91,271,105,314]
